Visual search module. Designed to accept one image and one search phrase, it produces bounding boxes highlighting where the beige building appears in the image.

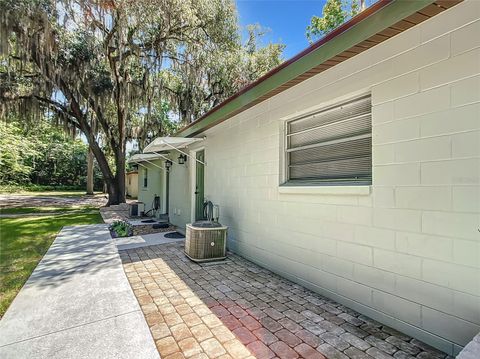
[125,171,138,199]
[128,154,169,215]
[143,1,479,355]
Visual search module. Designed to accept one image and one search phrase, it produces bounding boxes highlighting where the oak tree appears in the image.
[306,0,366,43]
[0,0,283,204]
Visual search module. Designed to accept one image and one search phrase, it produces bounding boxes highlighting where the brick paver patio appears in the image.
[120,243,452,359]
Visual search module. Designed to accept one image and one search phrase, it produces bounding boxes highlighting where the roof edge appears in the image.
[177,0,436,138]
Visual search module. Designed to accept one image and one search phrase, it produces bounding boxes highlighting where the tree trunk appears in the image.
[106,174,125,205]
[106,178,124,206]
[82,134,123,206]
[107,148,126,206]
[86,148,94,195]
[84,136,121,205]
[28,40,126,206]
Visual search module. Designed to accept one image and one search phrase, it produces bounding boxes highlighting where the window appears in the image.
[143,168,148,188]
[284,95,372,186]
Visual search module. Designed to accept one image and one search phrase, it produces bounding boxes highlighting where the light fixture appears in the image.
[165,160,173,170]
[178,154,187,164]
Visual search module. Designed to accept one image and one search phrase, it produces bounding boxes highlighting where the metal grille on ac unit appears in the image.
[185,222,228,262]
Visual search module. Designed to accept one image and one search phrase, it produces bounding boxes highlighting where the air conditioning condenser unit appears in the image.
[185,221,228,262]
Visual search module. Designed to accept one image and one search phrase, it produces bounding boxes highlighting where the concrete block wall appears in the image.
[169,152,193,228]
[170,1,480,354]
[137,159,167,214]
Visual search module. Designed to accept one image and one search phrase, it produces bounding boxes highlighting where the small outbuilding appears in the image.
[125,171,138,199]
[127,153,169,216]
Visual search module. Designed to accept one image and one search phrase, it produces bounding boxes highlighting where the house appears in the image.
[128,153,169,216]
[125,170,138,199]
[142,0,479,355]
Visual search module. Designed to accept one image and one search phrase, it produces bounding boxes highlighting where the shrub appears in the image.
[109,220,132,237]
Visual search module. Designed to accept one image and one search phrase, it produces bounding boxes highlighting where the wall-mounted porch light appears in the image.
[178,154,187,165]
[165,160,173,170]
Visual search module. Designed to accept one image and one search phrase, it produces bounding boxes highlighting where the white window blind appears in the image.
[285,95,372,185]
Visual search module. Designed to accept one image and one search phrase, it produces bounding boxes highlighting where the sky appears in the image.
[236,0,328,60]
[125,1,326,153]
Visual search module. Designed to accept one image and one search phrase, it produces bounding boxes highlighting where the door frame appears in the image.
[163,164,169,215]
[190,147,205,223]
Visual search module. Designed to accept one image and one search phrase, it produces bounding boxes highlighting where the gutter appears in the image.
[177,0,438,138]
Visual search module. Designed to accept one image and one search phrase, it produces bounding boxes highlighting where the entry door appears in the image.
[195,150,205,221]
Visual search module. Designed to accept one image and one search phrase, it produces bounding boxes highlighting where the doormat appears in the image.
[164,231,185,239]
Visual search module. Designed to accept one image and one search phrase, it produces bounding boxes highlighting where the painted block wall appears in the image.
[137,159,167,214]
[169,1,480,354]
[169,150,193,231]
[126,172,138,198]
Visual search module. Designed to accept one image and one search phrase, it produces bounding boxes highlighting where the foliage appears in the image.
[131,101,180,151]
[306,0,365,43]
[164,24,285,123]
[0,122,38,184]
[109,220,132,237]
[30,124,89,187]
[244,25,285,83]
[0,0,284,205]
[0,121,100,188]
[0,210,103,317]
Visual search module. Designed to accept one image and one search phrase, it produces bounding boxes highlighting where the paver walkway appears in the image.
[0,224,159,359]
[121,243,452,359]
[100,203,131,223]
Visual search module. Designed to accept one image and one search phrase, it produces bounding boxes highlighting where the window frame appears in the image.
[143,168,148,188]
[281,94,372,188]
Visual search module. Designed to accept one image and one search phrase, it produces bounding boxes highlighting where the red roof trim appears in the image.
[179,0,393,133]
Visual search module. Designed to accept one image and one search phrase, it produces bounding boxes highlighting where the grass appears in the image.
[0,211,103,318]
[0,206,98,215]
[0,184,86,194]
[0,190,99,197]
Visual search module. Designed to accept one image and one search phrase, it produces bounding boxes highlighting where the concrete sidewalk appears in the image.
[0,224,159,359]
[114,231,184,250]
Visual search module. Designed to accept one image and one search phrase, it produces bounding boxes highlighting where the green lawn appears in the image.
[0,211,103,317]
[0,190,98,197]
[0,206,98,215]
